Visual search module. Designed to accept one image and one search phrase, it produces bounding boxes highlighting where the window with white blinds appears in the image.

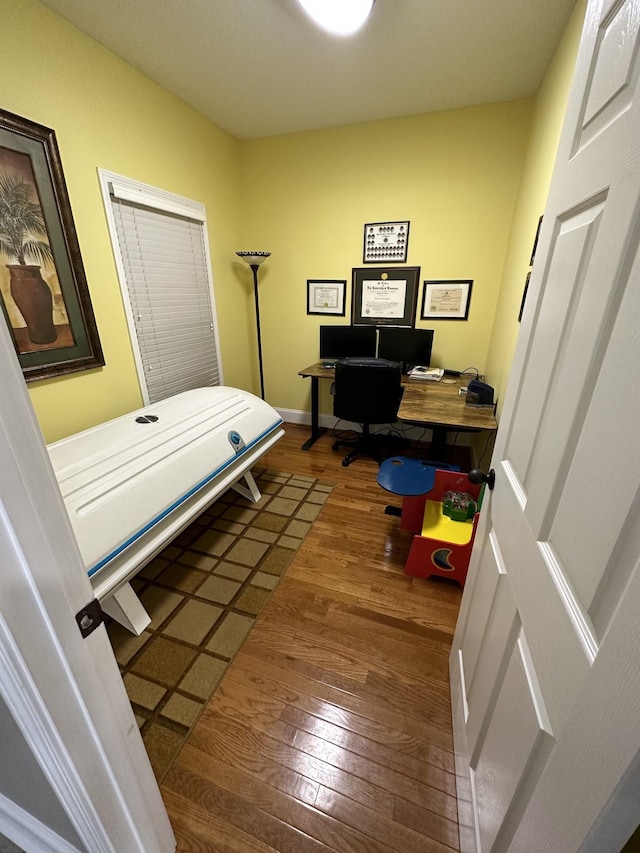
[100,171,221,404]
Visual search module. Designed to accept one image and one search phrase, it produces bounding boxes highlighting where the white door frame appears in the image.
[0,312,174,850]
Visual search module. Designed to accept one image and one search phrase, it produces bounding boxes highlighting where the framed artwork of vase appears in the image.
[0,109,104,381]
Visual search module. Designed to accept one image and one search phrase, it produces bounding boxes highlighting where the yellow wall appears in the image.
[239,101,533,416]
[485,0,587,414]
[1,0,250,443]
[2,0,584,445]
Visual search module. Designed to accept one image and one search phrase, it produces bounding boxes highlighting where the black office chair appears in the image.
[332,357,404,467]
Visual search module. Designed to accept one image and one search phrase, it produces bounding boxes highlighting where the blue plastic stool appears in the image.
[377,456,460,516]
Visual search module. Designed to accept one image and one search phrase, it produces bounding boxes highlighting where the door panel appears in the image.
[450,0,640,849]
[493,477,593,730]
[466,558,519,753]
[506,208,603,486]
[474,632,553,853]
[457,532,503,694]
[580,0,640,144]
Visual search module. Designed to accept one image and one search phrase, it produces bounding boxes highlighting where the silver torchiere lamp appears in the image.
[236,251,271,399]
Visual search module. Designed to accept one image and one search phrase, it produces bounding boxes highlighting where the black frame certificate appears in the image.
[306,279,346,315]
[421,279,473,321]
[351,266,420,326]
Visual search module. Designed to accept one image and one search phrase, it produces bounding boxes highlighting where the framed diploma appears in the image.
[363,221,409,263]
[351,266,420,327]
[307,279,346,315]
[421,280,473,321]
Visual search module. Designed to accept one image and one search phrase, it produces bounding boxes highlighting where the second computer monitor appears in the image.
[377,327,434,371]
[319,325,377,360]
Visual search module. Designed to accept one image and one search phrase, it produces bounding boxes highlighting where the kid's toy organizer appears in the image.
[401,469,484,587]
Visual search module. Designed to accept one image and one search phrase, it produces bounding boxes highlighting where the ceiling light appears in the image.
[296,0,375,36]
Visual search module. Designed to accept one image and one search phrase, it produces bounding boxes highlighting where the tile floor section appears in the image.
[106,469,332,782]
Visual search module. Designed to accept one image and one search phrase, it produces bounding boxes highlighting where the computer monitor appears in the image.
[377,327,434,372]
[319,325,377,361]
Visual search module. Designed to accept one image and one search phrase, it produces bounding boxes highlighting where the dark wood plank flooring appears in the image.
[161,425,467,852]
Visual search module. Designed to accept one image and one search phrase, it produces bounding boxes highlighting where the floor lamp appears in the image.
[236,251,271,399]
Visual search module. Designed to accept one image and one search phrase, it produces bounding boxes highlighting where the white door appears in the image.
[450,1,640,851]
[0,307,175,848]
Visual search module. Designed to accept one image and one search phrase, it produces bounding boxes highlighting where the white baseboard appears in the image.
[275,407,356,431]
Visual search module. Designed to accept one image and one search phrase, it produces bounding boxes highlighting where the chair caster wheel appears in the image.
[332,441,340,451]
[342,458,350,467]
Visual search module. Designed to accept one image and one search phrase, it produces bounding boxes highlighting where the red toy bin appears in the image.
[403,470,484,587]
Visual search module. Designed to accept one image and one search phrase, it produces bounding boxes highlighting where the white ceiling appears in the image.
[39,0,578,140]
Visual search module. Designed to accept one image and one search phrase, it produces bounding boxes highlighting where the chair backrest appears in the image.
[333,357,403,425]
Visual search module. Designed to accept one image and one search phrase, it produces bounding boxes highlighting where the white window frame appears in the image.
[98,169,223,404]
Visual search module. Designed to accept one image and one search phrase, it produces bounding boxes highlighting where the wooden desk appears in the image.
[298,362,497,455]
[398,378,497,458]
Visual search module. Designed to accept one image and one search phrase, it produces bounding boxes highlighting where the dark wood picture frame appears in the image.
[351,266,420,326]
[0,108,104,381]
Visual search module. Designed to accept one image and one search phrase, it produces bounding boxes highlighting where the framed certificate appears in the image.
[307,279,346,315]
[351,266,420,326]
[363,221,409,263]
[421,280,473,320]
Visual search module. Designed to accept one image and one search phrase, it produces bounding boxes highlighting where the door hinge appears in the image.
[75,598,104,638]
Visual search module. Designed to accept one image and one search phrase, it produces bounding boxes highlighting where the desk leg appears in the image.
[302,376,327,450]
[430,426,448,461]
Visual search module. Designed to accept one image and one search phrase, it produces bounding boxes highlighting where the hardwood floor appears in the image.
[161,425,468,852]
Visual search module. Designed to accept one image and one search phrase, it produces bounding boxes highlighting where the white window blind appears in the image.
[109,192,221,403]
